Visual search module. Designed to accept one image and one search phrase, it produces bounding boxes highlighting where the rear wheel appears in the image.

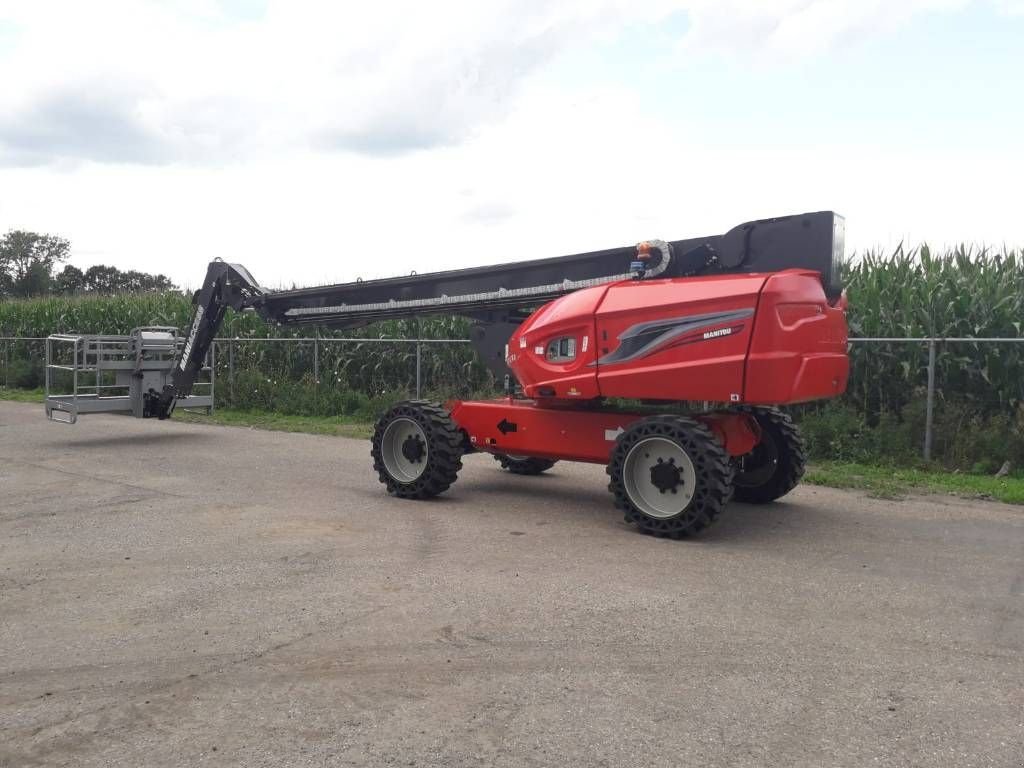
[371,401,463,499]
[493,454,558,475]
[607,415,733,538]
[732,407,805,504]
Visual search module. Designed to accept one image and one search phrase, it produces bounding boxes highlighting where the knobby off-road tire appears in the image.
[732,406,806,504]
[607,415,733,538]
[493,454,558,475]
[371,400,463,499]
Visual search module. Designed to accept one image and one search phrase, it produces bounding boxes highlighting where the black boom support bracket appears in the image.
[153,260,265,419]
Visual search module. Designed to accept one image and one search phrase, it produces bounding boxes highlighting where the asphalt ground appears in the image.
[1,400,1022,767]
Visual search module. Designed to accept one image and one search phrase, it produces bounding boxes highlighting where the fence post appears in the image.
[923,338,937,462]
[415,340,422,399]
[210,341,217,414]
[313,330,320,415]
[228,339,235,407]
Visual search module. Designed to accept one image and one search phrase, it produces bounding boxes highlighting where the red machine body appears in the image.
[505,269,848,405]
[449,268,847,466]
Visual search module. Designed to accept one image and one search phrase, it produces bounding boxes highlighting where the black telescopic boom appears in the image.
[256,211,845,327]
[153,260,264,419]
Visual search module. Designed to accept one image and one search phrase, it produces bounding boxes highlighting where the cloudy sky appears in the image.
[0,0,1021,288]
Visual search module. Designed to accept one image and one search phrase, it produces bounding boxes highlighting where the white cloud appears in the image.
[679,0,974,60]
[0,0,1021,290]
[2,79,1019,290]
[0,0,990,166]
[0,0,676,165]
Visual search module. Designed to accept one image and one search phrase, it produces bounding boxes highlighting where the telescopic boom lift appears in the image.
[71,211,852,538]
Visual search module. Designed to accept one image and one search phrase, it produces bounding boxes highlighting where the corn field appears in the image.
[843,244,1024,417]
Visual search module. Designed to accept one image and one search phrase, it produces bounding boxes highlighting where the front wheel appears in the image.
[371,401,463,499]
[732,407,805,504]
[607,415,733,538]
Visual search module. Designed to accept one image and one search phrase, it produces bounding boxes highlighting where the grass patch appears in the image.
[805,461,1024,505]
[0,387,373,437]
[0,386,44,403]
[176,408,374,440]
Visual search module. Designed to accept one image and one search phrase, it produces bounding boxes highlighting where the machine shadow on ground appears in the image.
[453,467,820,544]
[53,431,215,449]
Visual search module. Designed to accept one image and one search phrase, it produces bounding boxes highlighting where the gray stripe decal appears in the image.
[596,309,754,365]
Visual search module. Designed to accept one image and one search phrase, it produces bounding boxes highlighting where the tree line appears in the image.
[0,230,177,298]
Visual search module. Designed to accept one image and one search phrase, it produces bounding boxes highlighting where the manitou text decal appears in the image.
[702,327,734,340]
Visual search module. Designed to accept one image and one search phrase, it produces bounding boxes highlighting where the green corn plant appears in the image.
[844,244,1024,420]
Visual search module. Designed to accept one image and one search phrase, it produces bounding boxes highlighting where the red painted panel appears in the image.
[743,271,849,404]
[594,275,766,402]
[507,284,609,400]
[503,270,849,408]
[448,400,763,463]
[449,399,642,463]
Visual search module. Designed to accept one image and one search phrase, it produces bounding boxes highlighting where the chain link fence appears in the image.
[845,338,1024,460]
[3,334,1023,463]
[0,334,492,423]
[208,335,487,414]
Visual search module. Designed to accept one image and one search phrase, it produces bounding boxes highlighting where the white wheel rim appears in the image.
[622,436,697,519]
[381,417,428,483]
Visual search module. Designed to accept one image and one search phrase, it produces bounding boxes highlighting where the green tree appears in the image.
[16,260,53,296]
[118,269,176,292]
[48,264,179,294]
[0,230,70,297]
[54,264,86,293]
[83,265,120,293]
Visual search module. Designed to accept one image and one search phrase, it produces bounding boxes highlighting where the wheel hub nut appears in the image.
[650,458,684,494]
[402,434,426,463]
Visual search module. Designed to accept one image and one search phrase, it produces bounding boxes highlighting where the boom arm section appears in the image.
[256,211,845,327]
[153,260,264,419]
